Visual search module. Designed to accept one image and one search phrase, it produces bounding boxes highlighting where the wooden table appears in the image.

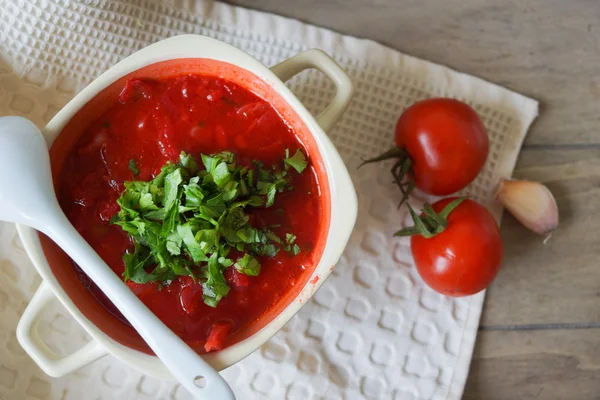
[225,1,600,398]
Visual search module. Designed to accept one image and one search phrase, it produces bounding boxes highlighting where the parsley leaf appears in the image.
[202,253,230,307]
[163,168,183,211]
[177,224,208,262]
[179,152,198,173]
[235,254,261,276]
[285,233,296,245]
[128,159,140,177]
[284,149,308,173]
[122,242,152,282]
[166,232,182,256]
[212,162,231,188]
[182,177,204,209]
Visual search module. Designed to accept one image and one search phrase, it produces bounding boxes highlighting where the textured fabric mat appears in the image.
[0,1,538,399]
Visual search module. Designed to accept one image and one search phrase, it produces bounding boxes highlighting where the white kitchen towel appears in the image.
[0,1,537,399]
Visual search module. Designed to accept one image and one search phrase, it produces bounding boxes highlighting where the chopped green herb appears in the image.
[284,149,308,173]
[235,254,261,276]
[285,233,297,245]
[166,232,182,256]
[202,253,230,307]
[177,223,207,262]
[112,150,308,307]
[265,183,277,207]
[128,159,140,177]
[179,152,198,173]
[284,233,301,254]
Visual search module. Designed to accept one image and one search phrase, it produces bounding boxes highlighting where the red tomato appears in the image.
[179,283,204,316]
[410,198,503,296]
[396,98,489,195]
[204,321,232,353]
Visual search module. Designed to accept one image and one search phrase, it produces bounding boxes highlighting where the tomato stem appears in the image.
[360,147,415,206]
[359,147,407,166]
[438,197,465,219]
[394,197,467,239]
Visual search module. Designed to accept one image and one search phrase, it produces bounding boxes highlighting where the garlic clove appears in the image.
[496,179,559,235]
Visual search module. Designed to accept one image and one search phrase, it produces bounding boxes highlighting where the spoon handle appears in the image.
[44,212,235,400]
[0,116,234,398]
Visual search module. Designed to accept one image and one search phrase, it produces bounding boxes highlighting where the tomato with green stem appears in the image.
[362,98,489,201]
[397,197,503,296]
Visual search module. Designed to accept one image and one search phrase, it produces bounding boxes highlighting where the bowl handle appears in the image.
[16,281,109,377]
[270,49,353,132]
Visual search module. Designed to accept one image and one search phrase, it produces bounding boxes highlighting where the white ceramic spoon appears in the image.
[0,116,235,400]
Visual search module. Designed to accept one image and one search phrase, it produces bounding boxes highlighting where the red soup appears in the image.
[54,71,325,354]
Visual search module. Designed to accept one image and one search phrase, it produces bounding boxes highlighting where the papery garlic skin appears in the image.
[496,179,559,235]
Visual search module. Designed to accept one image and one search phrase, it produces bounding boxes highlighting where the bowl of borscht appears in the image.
[15,35,357,378]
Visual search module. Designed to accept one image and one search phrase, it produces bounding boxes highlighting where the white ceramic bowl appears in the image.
[15,35,357,379]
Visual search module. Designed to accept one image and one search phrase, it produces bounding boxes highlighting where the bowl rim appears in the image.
[16,34,357,378]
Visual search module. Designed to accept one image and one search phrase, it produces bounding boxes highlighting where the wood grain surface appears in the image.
[222,1,600,398]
